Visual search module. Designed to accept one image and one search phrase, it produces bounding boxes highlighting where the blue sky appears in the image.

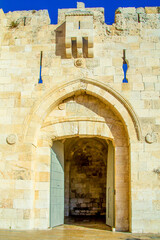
[0,0,160,24]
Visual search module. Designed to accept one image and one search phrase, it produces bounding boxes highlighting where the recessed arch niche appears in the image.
[23,78,141,231]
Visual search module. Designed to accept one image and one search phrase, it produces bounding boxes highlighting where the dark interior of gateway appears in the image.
[63,137,110,230]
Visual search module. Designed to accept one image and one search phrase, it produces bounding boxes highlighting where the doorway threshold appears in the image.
[64,216,112,231]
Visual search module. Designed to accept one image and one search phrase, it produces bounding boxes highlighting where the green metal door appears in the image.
[106,141,115,228]
[50,141,64,228]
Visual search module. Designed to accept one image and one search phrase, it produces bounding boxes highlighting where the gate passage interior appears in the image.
[50,138,115,229]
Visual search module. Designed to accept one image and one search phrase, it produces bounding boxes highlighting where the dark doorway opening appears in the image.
[64,137,109,230]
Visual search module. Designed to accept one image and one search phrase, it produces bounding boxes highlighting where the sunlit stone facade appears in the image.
[0,3,160,233]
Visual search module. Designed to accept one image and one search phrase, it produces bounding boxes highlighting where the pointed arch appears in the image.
[23,78,142,145]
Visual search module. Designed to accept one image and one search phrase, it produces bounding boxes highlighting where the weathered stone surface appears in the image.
[0,2,159,234]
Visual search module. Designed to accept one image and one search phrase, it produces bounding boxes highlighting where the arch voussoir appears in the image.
[23,78,142,145]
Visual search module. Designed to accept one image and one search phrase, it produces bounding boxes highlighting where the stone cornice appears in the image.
[65,10,93,16]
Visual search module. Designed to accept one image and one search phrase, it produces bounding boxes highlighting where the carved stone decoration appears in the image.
[6,134,17,145]
[74,59,84,68]
[58,103,65,110]
[153,168,160,175]
[145,132,157,144]
[78,81,87,90]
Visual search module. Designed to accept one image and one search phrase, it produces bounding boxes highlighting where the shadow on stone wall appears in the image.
[55,22,66,58]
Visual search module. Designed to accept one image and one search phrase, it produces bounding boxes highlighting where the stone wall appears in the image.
[46,93,129,230]
[0,2,159,233]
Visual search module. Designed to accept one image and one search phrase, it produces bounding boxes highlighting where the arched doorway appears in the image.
[38,92,130,231]
[23,78,141,231]
[50,137,115,230]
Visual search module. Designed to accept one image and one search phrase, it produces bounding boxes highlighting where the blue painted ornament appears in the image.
[122,63,128,83]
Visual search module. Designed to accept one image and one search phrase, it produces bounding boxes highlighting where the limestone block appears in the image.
[143,76,158,83]
[155,117,160,125]
[136,7,145,14]
[121,7,136,14]
[39,190,49,200]
[15,181,33,190]
[35,172,49,182]
[40,209,48,218]
[66,48,72,58]
[102,66,115,76]
[130,91,141,100]
[112,57,122,67]
[24,45,32,52]
[152,99,160,109]
[80,20,93,29]
[129,58,145,67]
[115,147,128,156]
[0,9,5,19]
[145,7,159,14]
[77,2,85,9]
[13,199,32,209]
[114,75,124,83]
[63,122,78,136]
[0,69,10,77]
[35,182,49,191]
[130,99,145,109]
[36,155,50,166]
[0,76,11,83]
[137,108,156,117]
[155,83,160,91]
[88,48,94,58]
[144,83,155,91]
[153,200,160,211]
[152,66,160,76]
[77,37,82,48]
[0,134,8,144]
[144,142,159,153]
[140,42,155,50]
[23,209,31,220]
[126,36,139,43]
[35,199,49,209]
[77,47,83,58]
[6,153,18,161]
[88,36,93,48]
[132,199,152,212]
[156,42,160,49]
[100,57,112,67]
[133,82,144,91]
[34,218,49,229]
[128,43,140,50]
[141,91,159,100]
[65,37,71,48]
[146,58,159,67]
[37,147,50,156]
[0,219,11,229]
[2,209,19,219]
[78,121,87,135]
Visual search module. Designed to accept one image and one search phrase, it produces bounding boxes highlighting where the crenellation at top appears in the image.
[0,4,159,30]
[77,2,85,9]
[58,3,104,24]
[113,6,160,36]
[115,6,160,26]
[0,9,50,28]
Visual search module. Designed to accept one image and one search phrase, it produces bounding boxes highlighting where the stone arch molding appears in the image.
[40,121,114,145]
[23,78,142,145]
